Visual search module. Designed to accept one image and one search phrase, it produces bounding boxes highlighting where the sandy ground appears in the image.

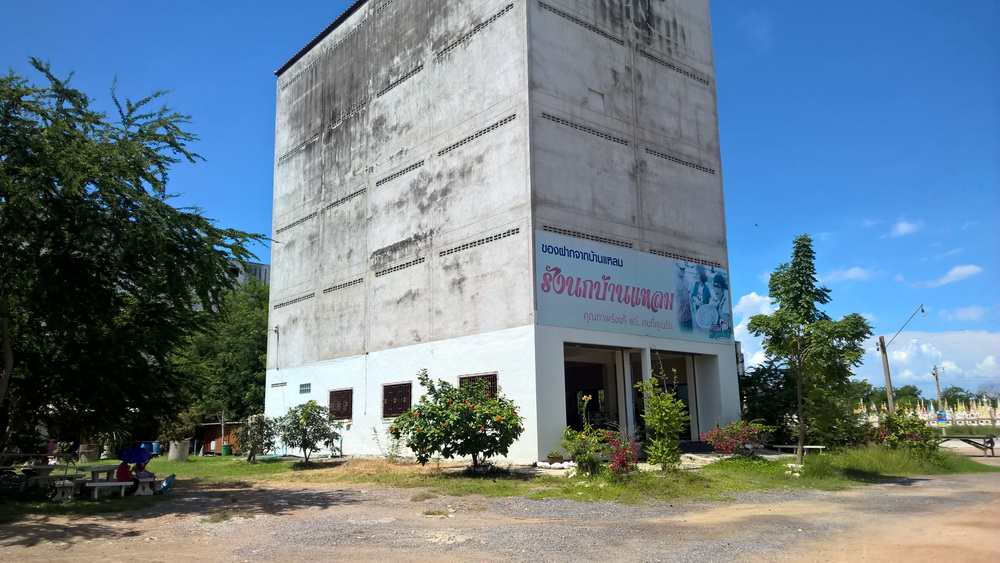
[1,452,997,562]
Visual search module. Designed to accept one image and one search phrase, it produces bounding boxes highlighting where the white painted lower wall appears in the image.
[264,323,741,463]
[265,325,540,462]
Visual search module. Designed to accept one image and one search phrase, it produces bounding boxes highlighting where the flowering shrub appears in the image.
[389,370,524,469]
[867,412,940,461]
[702,420,774,455]
[560,395,612,476]
[607,432,638,479]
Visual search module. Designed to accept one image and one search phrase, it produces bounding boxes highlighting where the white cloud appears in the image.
[934,248,963,260]
[914,265,984,287]
[941,306,985,322]
[888,220,921,237]
[893,274,905,282]
[856,331,1000,394]
[822,266,876,283]
[732,292,775,371]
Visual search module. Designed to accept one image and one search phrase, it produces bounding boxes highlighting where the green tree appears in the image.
[236,413,276,463]
[0,60,264,447]
[634,375,689,470]
[175,278,269,423]
[739,359,796,443]
[747,235,872,464]
[940,385,972,407]
[276,401,341,463]
[390,370,525,469]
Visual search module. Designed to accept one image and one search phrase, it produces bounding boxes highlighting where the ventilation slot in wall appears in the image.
[326,188,366,210]
[323,278,364,294]
[538,2,624,46]
[329,98,371,130]
[375,160,425,187]
[275,212,318,235]
[639,50,710,85]
[277,133,320,164]
[273,292,316,309]
[376,65,424,98]
[438,115,516,156]
[375,0,395,14]
[439,228,520,257]
[279,59,318,92]
[645,148,716,174]
[270,382,287,388]
[375,257,426,278]
[436,4,514,59]
[541,113,628,146]
[542,225,633,248]
[326,18,368,55]
[648,248,721,269]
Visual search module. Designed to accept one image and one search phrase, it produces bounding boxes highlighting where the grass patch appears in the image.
[411,491,439,502]
[201,510,255,523]
[422,509,449,516]
[935,424,1000,435]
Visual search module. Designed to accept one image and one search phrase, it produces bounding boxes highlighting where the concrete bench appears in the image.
[52,480,75,502]
[84,478,156,500]
[771,445,826,454]
[86,481,130,499]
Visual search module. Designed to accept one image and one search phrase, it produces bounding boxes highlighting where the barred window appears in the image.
[459,372,498,398]
[329,389,353,420]
[299,383,311,394]
[382,382,412,418]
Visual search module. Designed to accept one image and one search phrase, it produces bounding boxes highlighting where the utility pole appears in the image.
[878,304,925,415]
[878,335,895,413]
[933,365,941,406]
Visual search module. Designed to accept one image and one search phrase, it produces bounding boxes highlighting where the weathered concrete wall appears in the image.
[528,0,727,265]
[270,1,533,369]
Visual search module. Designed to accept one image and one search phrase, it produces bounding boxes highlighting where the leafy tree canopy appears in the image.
[0,60,265,447]
[747,235,872,463]
[175,278,269,423]
[276,401,341,463]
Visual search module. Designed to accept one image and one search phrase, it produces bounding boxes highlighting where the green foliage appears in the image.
[940,385,973,407]
[174,278,269,422]
[634,375,689,470]
[236,413,276,463]
[739,359,796,442]
[389,370,525,468]
[560,395,612,476]
[0,60,265,447]
[867,411,942,463]
[276,401,341,463]
[702,420,774,455]
[747,234,873,463]
[158,407,201,443]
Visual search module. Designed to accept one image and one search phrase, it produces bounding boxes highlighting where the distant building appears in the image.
[232,260,270,285]
[266,0,740,462]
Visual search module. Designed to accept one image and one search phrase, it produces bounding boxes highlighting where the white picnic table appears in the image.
[80,464,120,482]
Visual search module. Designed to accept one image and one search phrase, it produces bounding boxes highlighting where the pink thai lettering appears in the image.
[541,265,675,313]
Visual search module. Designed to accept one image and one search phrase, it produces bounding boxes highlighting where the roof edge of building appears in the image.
[274,0,369,77]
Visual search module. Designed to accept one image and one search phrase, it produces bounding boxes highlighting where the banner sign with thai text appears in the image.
[535,231,733,344]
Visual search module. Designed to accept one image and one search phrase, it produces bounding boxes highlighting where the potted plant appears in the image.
[546,450,564,464]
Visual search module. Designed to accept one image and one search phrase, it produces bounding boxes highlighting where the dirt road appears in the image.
[2,457,998,562]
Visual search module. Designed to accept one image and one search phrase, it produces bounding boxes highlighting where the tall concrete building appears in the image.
[267,0,740,461]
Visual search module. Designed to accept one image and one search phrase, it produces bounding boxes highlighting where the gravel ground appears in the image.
[3,456,998,562]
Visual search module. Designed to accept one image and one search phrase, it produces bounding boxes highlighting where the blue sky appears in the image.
[3,1,997,398]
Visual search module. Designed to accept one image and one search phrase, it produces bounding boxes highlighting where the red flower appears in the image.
[496,416,503,422]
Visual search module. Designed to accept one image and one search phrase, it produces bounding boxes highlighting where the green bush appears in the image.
[236,414,276,463]
[702,420,774,456]
[634,375,689,470]
[276,401,341,462]
[390,370,525,469]
[867,412,942,463]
